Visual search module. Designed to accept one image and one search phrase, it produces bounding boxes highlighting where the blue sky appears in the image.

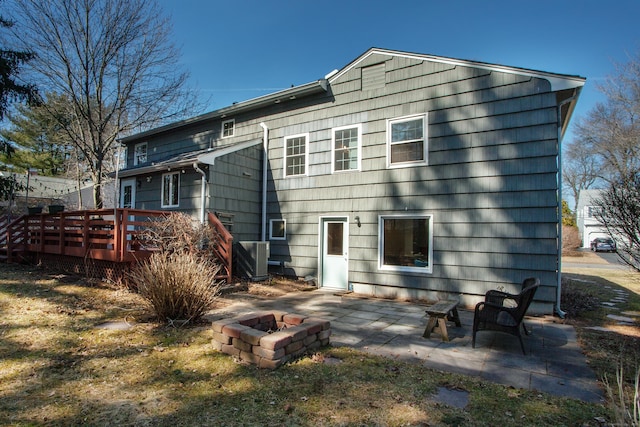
[159,0,639,141]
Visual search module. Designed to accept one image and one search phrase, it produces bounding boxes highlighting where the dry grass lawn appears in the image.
[0,262,628,426]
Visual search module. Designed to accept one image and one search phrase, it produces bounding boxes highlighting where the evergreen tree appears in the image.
[0,93,72,176]
[0,13,37,120]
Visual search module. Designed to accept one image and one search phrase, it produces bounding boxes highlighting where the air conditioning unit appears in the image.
[237,241,270,281]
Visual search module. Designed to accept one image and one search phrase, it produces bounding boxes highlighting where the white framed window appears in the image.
[284,133,308,177]
[222,119,235,138]
[134,142,147,166]
[161,171,180,208]
[269,219,286,240]
[387,113,428,168]
[378,213,433,273]
[332,124,361,173]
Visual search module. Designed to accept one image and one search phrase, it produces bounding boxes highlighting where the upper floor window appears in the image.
[134,142,147,166]
[387,114,428,168]
[284,133,308,177]
[222,119,235,138]
[269,219,286,240]
[379,213,433,273]
[332,124,361,173]
[161,171,179,208]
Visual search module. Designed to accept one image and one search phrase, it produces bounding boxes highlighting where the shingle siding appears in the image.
[120,49,584,313]
[264,54,561,308]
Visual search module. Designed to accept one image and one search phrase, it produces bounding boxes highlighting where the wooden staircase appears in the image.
[0,214,28,263]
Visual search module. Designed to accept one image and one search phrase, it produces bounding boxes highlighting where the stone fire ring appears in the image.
[211,311,331,369]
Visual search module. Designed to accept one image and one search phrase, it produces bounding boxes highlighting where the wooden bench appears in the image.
[423,299,462,342]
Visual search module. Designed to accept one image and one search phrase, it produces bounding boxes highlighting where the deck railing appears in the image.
[2,209,233,283]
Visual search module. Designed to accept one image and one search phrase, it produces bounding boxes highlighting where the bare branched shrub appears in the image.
[604,364,640,426]
[562,225,581,254]
[138,212,217,258]
[131,213,221,323]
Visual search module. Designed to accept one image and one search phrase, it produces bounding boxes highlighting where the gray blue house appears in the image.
[117,48,585,314]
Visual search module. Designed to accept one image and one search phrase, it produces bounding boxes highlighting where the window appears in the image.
[222,119,234,138]
[284,133,308,177]
[134,142,147,166]
[161,172,179,208]
[269,219,286,240]
[332,124,361,172]
[379,214,433,273]
[387,114,428,167]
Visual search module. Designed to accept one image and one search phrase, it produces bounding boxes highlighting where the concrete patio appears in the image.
[206,289,603,403]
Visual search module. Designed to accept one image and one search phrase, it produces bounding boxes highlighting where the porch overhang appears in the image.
[116,138,262,178]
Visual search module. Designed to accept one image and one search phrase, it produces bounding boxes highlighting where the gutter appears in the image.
[120,80,328,144]
[193,163,207,224]
[260,123,269,241]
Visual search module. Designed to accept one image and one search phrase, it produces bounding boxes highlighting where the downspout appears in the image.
[555,93,578,318]
[259,122,269,241]
[193,163,207,224]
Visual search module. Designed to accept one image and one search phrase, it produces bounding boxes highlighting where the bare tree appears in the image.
[593,173,640,271]
[8,0,200,208]
[563,137,601,214]
[573,51,640,185]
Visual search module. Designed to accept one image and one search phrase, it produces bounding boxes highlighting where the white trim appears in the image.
[283,132,309,177]
[331,123,362,173]
[329,48,586,92]
[133,142,147,166]
[378,213,434,274]
[197,138,263,165]
[387,113,428,168]
[269,219,286,240]
[161,171,180,208]
[221,118,235,138]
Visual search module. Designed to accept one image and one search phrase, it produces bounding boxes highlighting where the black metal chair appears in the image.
[472,278,540,354]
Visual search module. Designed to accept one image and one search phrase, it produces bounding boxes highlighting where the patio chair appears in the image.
[472,277,540,355]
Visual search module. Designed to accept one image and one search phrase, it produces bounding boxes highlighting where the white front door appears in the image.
[320,217,349,290]
[120,179,136,209]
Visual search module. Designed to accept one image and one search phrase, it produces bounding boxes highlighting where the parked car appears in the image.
[590,237,616,252]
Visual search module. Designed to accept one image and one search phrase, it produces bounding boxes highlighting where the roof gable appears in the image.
[329,48,585,92]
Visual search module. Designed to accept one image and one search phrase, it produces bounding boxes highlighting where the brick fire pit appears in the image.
[211,311,331,369]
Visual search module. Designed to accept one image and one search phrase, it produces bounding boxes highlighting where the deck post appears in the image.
[39,215,45,253]
[83,211,89,257]
[58,213,65,255]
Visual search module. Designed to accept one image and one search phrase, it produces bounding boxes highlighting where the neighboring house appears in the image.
[0,171,115,213]
[576,189,609,248]
[118,48,585,314]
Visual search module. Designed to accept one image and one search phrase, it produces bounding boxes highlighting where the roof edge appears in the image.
[120,80,328,143]
[329,48,586,92]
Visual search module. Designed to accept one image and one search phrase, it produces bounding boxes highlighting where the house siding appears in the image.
[209,144,263,242]
[119,49,584,314]
[265,54,561,309]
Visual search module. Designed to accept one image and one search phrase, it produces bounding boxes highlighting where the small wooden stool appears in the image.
[423,299,462,342]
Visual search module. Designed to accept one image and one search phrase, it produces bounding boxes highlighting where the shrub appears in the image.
[560,277,601,318]
[562,225,581,255]
[130,213,222,323]
[130,251,220,323]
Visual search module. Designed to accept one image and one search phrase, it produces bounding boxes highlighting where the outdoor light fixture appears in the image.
[146,176,152,183]
[355,216,361,227]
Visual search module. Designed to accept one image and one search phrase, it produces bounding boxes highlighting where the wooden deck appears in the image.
[1,209,233,283]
